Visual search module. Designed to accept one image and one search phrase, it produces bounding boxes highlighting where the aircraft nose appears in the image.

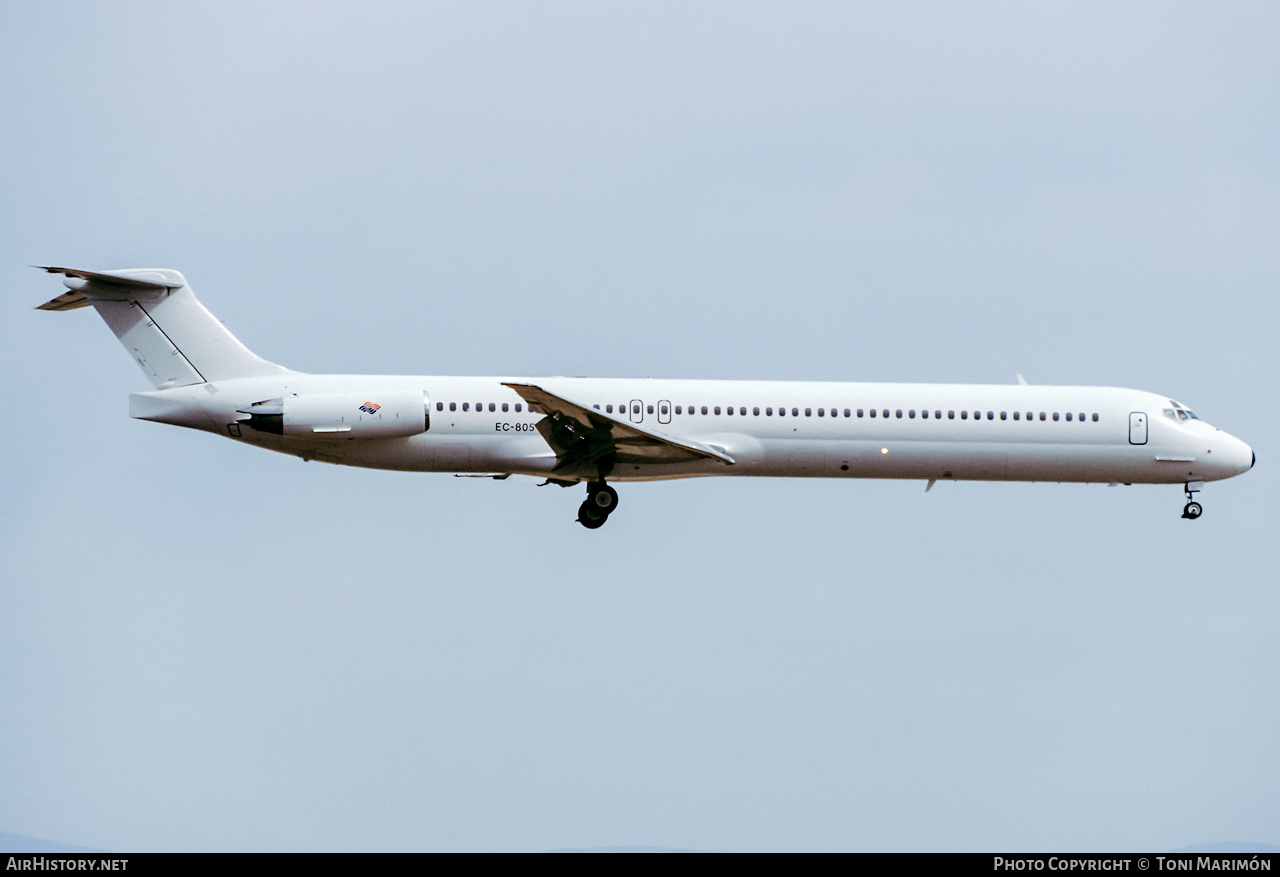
[1220,434,1254,477]
[1199,427,1253,479]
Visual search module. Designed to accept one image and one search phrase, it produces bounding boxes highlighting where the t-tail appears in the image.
[35,266,289,387]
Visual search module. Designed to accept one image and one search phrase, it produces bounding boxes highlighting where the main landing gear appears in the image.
[577,481,619,529]
[1182,481,1203,520]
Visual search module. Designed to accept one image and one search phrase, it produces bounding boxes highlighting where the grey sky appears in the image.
[1,1,1277,852]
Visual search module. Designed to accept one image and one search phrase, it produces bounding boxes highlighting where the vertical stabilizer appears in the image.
[36,267,290,388]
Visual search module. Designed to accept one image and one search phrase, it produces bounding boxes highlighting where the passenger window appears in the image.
[766,407,773,416]
[961,411,968,420]
[753,407,760,416]
[805,408,812,417]
[935,410,941,419]
[489,403,496,412]
[675,405,682,415]
[793,408,800,417]
[948,410,955,419]
[987,411,993,420]
[632,404,640,415]
[844,409,851,418]
[449,402,456,412]
[647,404,654,415]
[503,403,510,412]
[606,404,613,413]
[714,406,721,415]
[436,402,443,411]
[857,409,864,417]
[1000,411,1006,420]
[881,409,889,419]
[869,408,877,418]
[921,410,928,419]
[462,403,470,412]
[895,409,903,418]
[726,406,734,415]
[1092,413,1099,422]
[1039,412,1046,421]
[1065,412,1072,421]
[909,410,915,419]
[818,408,825,417]
[1078,413,1085,422]
[973,411,980,420]
[1053,412,1059,421]
[515,403,522,413]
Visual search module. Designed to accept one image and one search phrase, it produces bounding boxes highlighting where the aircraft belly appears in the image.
[758,439,828,476]
[231,429,1200,486]
[751,439,1187,483]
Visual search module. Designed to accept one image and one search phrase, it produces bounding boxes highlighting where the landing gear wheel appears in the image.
[585,482,619,513]
[1182,501,1203,520]
[578,501,608,529]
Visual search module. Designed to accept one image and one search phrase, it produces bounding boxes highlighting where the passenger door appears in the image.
[1129,412,1148,445]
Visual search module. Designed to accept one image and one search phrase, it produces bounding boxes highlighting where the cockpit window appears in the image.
[1165,403,1199,422]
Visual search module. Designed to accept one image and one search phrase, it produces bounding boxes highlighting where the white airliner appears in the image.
[38,266,1254,528]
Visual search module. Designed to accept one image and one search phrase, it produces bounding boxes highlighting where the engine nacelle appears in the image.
[238,390,429,440]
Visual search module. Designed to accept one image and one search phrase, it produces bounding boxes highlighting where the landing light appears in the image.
[881,448,889,454]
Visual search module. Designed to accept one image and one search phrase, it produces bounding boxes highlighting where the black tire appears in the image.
[1183,501,1203,519]
[586,483,619,513]
[578,501,608,529]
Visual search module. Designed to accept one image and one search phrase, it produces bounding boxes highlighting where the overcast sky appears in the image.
[1,1,1277,852]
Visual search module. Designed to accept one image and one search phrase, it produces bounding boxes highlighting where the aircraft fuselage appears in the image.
[131,374,1254,487]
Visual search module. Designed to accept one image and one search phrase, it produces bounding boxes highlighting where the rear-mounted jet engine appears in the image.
[237,390,429,439]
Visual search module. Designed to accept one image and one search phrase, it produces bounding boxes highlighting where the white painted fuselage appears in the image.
[131,373,1254,487]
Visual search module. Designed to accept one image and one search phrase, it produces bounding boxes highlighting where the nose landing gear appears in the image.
[577,481,620,529]
[1182,481,1203,520]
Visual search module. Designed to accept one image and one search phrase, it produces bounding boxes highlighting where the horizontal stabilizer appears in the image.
[35,291,93,311]
[35,267,186,311]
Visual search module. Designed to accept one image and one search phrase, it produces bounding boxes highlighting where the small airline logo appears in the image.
[359,402,382,415]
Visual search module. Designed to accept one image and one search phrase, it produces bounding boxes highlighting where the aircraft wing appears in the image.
[502,382,735,472]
